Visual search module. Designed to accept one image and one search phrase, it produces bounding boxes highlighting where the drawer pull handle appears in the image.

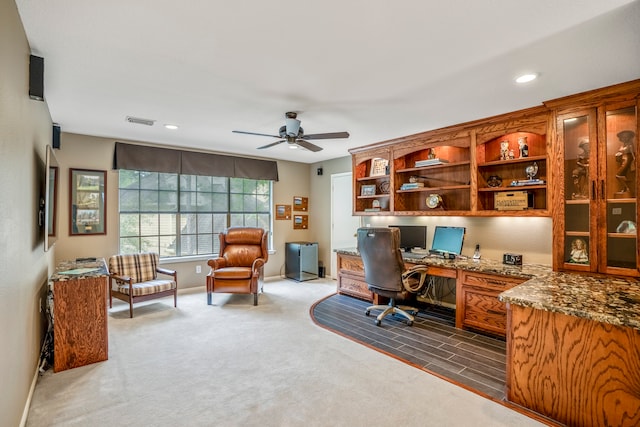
[487,309,503,315]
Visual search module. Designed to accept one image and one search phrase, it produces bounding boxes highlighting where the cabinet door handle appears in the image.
[591,181,596,200]
[487,309,503,315]
[601,180,605,200]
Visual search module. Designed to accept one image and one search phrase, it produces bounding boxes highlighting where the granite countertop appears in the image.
[50,258,109,282]
[335,248,640,331]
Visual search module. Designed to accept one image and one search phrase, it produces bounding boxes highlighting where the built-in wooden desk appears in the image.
[335,249,548,337]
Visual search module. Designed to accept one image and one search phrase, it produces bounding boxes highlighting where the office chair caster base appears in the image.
[375,319,381,326]
[365,310,371,316]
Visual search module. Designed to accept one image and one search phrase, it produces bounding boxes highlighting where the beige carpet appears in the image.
[27,278,545,426]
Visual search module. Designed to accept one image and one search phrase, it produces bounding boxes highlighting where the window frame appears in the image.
[118,170,273,258]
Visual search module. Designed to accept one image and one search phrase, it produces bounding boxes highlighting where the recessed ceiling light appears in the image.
[164,124,179,130]
[515,73,538,84]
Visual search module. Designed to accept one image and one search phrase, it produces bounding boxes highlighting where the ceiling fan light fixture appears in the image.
[164,124,179,130]
[288,144,298,149]
[285,118,301,137]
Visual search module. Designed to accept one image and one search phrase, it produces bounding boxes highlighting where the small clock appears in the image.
[426,194,442,209]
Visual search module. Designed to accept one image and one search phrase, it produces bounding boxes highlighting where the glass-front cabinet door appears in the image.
[559,110,597,272]
[601,104,637,274]
[557,102,638,276]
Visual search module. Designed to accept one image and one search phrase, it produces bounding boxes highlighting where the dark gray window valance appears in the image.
[113,142,279,181]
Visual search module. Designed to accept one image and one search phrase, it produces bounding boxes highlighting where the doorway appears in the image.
[330,172,361,279]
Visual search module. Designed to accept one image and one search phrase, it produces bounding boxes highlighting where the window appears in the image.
[118,170,271,257]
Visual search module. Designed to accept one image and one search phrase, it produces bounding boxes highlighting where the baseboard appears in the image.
[20,363,40,427]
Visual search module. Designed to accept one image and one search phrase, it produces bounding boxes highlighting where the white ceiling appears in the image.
[15,0,640,164]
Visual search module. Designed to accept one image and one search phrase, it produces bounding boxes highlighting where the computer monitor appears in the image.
[388,225,427,253]
[430,226,465,256]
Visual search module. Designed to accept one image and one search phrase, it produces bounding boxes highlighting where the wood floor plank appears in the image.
[312,294,507,401]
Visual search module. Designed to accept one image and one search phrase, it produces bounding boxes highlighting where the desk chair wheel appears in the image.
[375,319,381,326]
[365,310,371,316]
[407,320,413,326]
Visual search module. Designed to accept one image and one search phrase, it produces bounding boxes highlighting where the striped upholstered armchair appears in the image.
[108,252,177,318]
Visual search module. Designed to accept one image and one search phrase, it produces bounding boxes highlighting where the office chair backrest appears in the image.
[357,227,405,292]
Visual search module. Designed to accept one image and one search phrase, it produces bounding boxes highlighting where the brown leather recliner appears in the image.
[206,227,268,306]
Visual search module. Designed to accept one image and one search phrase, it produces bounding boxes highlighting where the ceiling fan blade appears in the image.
[257,140,285,150]
[233,130,281,138]
[302,131,350,140]
[295,140,323,152]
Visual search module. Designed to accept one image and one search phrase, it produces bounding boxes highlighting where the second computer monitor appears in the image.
[430,226,465,256]
[388,225,427,253]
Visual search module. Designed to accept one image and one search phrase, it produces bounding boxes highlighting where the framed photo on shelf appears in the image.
[370,158,389,177]
[69,169,106,235]
[360,184,377,196]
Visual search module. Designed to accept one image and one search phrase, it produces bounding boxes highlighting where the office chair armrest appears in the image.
[402,265,429,292]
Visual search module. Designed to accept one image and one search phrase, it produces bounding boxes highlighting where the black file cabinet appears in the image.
[285,242,319,282]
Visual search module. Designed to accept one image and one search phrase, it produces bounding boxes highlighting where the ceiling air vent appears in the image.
[125,116,155,126]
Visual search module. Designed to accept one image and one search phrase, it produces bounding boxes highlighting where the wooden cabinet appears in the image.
[456,271,526,337]
[336,252,375,302]
[353,148,392,214]
[50,261,109,372]
[506,304,640,426]
[548,81,640,276]
[349,106,551,216]
[393,135,471,214]
[474,107,551,215]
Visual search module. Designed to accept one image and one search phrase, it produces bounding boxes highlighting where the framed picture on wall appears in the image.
[70,169,106,235]
[293,196,308,211]
[275,204,292,220]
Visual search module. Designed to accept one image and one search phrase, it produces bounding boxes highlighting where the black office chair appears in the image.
[357,227,429,326]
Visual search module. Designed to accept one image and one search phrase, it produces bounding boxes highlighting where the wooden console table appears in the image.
[49,259,109,372]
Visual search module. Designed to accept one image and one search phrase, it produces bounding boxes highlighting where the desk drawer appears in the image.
[337,274,372,301]
[461,287,507,335]
[460,271,525,290]
[338,254,364,275]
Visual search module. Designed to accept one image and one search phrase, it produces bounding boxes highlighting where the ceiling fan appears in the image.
[232,112,349,152]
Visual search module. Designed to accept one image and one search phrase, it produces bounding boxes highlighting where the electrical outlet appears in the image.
[196,265,201,274]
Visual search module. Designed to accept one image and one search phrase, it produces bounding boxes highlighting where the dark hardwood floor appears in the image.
[311,293,507,400]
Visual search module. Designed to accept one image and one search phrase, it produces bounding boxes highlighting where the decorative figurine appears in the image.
[508,148,515,159]
[576,137,590,169]
[487,175,502,187]
[500,140,509,160]
[518,136,529,158]
[614,130,635,198]
[525,162,538,180]
[569,238,589,264]
[571,166,588,199]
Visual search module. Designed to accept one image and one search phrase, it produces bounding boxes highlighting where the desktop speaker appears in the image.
[29,55,44,101]
[52,124,61,149]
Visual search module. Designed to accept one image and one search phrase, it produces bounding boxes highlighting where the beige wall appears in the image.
[54,133,319,286]
[0,1,54,425]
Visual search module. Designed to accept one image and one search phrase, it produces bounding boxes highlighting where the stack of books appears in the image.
[400,182,425,190]
[508,179,546,187]
[415,158,449,167]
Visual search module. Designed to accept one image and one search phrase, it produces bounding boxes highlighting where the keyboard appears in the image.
[402,252,428,260]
